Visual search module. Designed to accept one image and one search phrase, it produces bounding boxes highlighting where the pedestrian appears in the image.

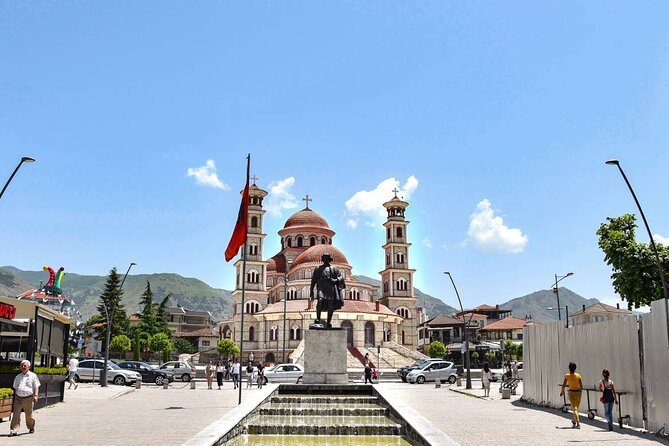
[248,352,254,365]
[205,361,214,390]
[481,362,492,397]
[560,362,583,429]
[598,369,618,431]
[215,360,224,389]
[232,358,240,389]
[364,359,372,384]
[9,360,41,436]
[257,363,265,389]
[224,361,231,381]
[67,355,79,390]
[512,361,519,380]
[246,362,255,388]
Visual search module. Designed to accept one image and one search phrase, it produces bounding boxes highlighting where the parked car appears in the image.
[75,359,142,386]
[158,361,194,382]
[118,361,175,385]
[397,358,442,382]
[261,363,304,384]
[406,360,457,384]
[490,368,505,382]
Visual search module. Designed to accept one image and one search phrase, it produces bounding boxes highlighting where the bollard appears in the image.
[435,382,441,388]
[190,380,196,390]
[456,377,462,387]
[135,379,141,389]
[163,381,169,389]
[501,388,511,399]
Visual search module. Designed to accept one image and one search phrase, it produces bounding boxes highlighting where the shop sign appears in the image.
[0,302,17,320]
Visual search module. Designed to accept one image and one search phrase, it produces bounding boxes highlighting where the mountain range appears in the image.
[0,266,598,323]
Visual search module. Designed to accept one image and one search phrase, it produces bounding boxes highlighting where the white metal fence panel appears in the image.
[641,300,669,433]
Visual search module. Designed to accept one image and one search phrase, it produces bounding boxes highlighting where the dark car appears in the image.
[118,361,175,385]
[397,358,442,382]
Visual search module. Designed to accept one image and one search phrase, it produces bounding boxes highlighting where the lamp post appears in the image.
[0,157,35,201]
[553,273,574,321]
[282,259,292,364]
[101,262,136,387]
[547,306,569,328]
[606,159,669,345]
[444,272,472,389]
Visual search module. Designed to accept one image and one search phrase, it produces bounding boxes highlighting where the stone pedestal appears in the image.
[303,329,348,384]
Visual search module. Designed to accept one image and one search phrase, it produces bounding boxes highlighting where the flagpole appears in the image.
[238,154,250,405]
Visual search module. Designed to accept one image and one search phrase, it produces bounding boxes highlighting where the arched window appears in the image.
[247,270,260,283]
[396,306,412,319]
[269,325,279,341]
[222,325,231,339]
[297,236,303,247]
[290,325,301,341]
[387,227,391,240]
[396,227,403,238]
[364,321,375,346]
[249,244,258,255]
[245,301,261,314]
[321,237,327,244]
[384,328,391,342]
[287,288,298,300]
[248,326,255,341]
[287,237,292,247]
[341,321,354,347]
[396,277,407,291]
[396,252,404,263]
[383,281,389,292]
[401,330,406,344]
[251,216,258,228]
[386,254,390,265]
[349,288,360,300]
[310,236,316,246]
[265,352,275,364]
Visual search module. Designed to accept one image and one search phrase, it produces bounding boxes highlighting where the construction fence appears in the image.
[523,299,669,432]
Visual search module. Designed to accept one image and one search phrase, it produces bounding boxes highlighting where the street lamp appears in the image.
[606,159,669,345]
[0,157,36,201]
[101,262,137,387]
[444,272,472,389]
[282,259,292,364]
[547,306,569,328]
[553,273,574,321]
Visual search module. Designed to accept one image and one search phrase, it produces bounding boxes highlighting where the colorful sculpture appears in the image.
[42,265,65,295]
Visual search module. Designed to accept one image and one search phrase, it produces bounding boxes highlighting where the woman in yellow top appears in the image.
[560,362,583,428]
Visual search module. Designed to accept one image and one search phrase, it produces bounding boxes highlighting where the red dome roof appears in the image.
[284,208,330,230]
[292,244,349,268]
[267,254,287,273]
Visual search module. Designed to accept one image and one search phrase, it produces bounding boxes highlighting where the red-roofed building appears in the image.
[479,316,538,341]
[416,314,465,352]
[217,184,418,365]
[569,302,632,326]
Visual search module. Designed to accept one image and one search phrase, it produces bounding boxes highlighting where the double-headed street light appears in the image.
[0,157,36,201]
[444,272,472,389]
[606,159,669,345]
[553,272,573,321]
[101,262,137,387]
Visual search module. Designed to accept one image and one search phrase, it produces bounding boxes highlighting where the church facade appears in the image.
[218,183,419,365]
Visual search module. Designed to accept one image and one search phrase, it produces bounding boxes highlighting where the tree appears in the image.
[503,340,515,359]
[485,351,496,366]
[514,343,523,360]
[173,337,197,354]
[597,214,669,309]
[96,267,129,343]
[109,334,131,359]
[216,339,240,360]
[150,333,174,364]
[133,332,141,361]
[155,293,172,335]
[137,281,158,335]
[428,341,446,358]
[470,351,479,366]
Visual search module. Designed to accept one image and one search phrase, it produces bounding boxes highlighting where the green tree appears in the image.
[470,351,479,366]
[137,281,158,334]
[514,343,523,360]
[109,334,131,359]
[133,332,141,361]
[503,340,515,359]
[150,332,173,363]
[216,339,240,360]
[428,341,446,358]
[485,351,496,366]
[155,293,172,335]
[96,268,129,342]
[173,337,197,354]
[597,214,669,309]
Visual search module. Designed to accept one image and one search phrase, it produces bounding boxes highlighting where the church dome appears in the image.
[284,208,330,230]
[267,254,286,273]
[292,244,349,269]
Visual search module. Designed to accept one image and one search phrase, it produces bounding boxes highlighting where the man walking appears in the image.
[67,356,79,389]
[9,360,41,436]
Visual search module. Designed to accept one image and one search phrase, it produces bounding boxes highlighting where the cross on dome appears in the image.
[303,194,312,209]
[392,187,400,198]
[251,175,259,185]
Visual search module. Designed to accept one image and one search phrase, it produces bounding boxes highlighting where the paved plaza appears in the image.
[2,379,667,445]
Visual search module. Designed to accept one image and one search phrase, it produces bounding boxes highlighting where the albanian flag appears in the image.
[225,156,250,262]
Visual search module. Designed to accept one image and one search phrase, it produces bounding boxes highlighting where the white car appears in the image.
[76,359,142,386]
[261,363,304,384]
[406,360,457,384]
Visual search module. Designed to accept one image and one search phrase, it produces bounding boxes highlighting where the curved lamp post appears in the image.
[444,272,472,389]
[606,159,669,345]
[553,272,574,321]
[101,262,137,387]
[0,157,36,201]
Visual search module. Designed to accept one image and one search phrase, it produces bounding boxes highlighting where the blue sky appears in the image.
[1,2,668,311]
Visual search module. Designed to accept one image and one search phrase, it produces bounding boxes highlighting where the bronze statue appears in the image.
[309,253,345,328]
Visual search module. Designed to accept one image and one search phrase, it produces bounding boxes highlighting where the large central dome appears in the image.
[283,208,330,230]
[292,244,349,268]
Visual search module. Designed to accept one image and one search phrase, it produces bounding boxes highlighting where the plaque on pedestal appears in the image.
[302,329,348,384]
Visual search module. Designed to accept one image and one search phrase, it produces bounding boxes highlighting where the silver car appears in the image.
[261,363,304,384]
[158,361,195,382]
[76,359,141,386]
[406,360,457,384]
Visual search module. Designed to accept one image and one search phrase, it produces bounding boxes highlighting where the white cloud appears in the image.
[344,176,419,228]
[654,234,669,246]
[264,177,298,217]
[346,219,358,229]
[467,199,528,253]
[422,237,432,248]
[186,160,228,190]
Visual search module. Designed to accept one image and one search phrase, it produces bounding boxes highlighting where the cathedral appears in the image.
[218,182,419,365]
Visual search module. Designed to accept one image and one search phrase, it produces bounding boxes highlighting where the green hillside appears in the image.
[500,287,599,322]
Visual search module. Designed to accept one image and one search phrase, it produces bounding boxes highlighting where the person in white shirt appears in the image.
[67,356,79,389]
[231,360,240,389]
[481,362,493,397]
[10,360,41,436]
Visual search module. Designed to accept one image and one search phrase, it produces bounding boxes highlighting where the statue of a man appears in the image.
[309,253,345,328]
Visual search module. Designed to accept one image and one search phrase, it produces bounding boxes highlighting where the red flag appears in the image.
[225,157,250,262]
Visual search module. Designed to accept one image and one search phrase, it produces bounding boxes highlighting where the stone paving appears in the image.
[2,379,667,445]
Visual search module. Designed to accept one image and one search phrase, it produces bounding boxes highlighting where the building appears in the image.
[455,304,511,326]
[569,302,632,326]
[167,307,213,333]
[416,314,465,352]
[479,316,536,341]
[217,184,419,366]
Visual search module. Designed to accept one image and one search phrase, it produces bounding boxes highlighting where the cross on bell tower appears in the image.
[392,187,400,198]
[251,175,259,185]
[303,194,312,209]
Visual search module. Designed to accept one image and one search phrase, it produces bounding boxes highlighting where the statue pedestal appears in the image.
[302,329,348,384]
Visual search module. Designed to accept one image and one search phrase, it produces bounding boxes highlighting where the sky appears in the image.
[1,2,669,311]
